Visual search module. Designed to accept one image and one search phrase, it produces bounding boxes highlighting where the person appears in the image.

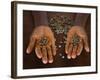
[25,11,90,64]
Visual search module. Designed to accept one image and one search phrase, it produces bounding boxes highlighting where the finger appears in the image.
[42,47,48,64]
[77,40,83,56]
[26,38,35,54]
[51,41,56,56]
[65,33,72,54]
[67,44,73,59]
[65,38,71,54]
[65,27,78,54]
[83,37,89,52]
[71,46,77,59]
[47,46,53,63]
[35,47,42,59]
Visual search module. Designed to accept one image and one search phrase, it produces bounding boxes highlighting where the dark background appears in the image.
[23,10,91,69]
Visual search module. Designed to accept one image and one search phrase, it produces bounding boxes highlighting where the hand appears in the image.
[65,26,89,59]
[26,26,56,64]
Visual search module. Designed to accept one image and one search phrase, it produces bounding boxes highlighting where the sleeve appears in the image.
[31,11,48,27]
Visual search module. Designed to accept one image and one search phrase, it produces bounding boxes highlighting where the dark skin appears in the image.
[65,26,89,59]
[26,25,89,64]
[26,26,56,64]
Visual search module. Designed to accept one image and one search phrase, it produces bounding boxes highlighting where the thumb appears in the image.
[83,37,90,52]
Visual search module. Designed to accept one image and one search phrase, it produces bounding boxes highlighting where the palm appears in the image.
[65,26,89,59]
[26,26,56,64]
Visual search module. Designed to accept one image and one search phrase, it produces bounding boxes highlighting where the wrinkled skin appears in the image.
[65,26,90,59]
[26,26,56,64]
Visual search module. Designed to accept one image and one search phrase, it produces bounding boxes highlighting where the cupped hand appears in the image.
[65,26,90,59]
[26,26,56,64]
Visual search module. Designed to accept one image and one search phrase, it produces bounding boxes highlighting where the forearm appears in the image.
[32,11,48,27]
[74,13,89,27]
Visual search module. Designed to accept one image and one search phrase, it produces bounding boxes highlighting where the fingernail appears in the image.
[72,55,76,59]
[66,51,68,54]
[26,49,29,54]
[49,60,53,63]
[77,53,80,56]
[38,55,42,59]
[67,55,71,59]
[86,47,89,52]
[43,60,47,64]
